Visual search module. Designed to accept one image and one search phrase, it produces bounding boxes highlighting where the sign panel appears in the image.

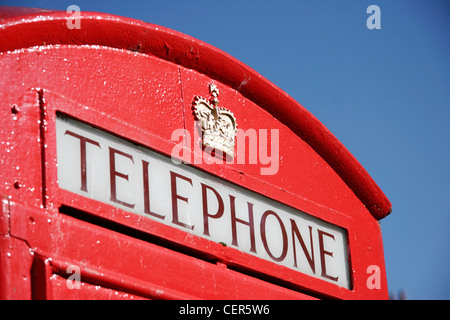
[56,114,350,288]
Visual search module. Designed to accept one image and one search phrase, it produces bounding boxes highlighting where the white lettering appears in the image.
[66,5,81,30]
[179,304,213,317]
[366,264,381,289]
[170,128,191,164]
[366,5,381,30]
[66,265,81,289]
[170,124,280,175]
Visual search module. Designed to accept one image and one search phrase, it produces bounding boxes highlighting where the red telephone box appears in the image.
[0,7,391,300]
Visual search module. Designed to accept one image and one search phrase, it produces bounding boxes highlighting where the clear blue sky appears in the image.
[2,0,449,299]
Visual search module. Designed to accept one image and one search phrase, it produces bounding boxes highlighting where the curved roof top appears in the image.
[0,6,391,220]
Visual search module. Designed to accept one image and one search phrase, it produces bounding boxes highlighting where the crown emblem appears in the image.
[192,84,237,160]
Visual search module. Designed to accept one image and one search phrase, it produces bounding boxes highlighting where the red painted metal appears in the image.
[0,7,391,300]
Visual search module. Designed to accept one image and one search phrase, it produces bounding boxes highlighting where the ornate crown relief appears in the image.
[192,84,237,160]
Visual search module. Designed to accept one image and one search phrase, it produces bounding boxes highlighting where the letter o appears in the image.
[260,210,288,262]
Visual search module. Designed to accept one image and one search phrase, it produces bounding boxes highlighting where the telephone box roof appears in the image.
[0,6,391,220]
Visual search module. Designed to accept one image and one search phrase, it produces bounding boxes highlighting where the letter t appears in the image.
[64,130,101,192]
